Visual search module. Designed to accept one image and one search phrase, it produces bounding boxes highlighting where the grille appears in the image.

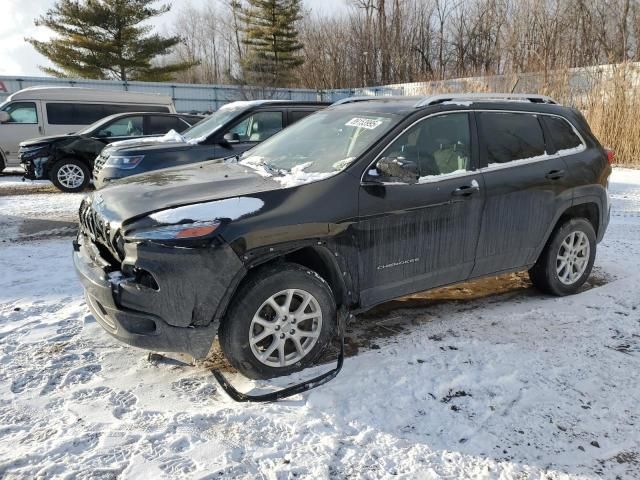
[93,152,108,174]
[79,201,121,262]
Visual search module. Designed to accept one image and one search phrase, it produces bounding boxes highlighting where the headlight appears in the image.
[124,220,220,241]
[104,155,144,170]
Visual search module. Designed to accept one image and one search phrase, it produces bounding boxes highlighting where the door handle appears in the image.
[545,169,565,180]
[451,180,480,197]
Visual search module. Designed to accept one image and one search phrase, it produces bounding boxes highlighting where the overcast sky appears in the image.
[0,0,345,77]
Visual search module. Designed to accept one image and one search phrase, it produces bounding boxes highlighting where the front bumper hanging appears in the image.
[212,309,351,402]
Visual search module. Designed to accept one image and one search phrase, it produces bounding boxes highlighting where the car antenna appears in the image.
[211,309,350,402]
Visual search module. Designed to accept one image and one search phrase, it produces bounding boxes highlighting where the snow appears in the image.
[1,168,640,478]
[486,145,586,169]
[107,129,208,149]
[443,100,474,107]
[149,197,265,224]
[273,163,338,188]
[238,157,342,187]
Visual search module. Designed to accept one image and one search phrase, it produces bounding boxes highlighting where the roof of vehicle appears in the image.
[6,87,173,105]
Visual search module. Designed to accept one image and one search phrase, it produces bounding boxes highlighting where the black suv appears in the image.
[20,112,202,192]
[73,93,611,380]
[92,100,328,189]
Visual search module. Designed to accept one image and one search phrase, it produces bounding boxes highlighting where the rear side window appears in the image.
[47,103,104,124]
[46,103,170,124]
[480,112,546,164]
[543,116,583,152]
[147,115,188,135]
[289,110,315,124]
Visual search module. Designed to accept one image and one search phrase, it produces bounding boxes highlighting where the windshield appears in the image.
[181,103,248,142]
[241,110,399,174]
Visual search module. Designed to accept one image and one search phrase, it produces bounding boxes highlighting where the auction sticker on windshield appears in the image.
[345,117,384,129]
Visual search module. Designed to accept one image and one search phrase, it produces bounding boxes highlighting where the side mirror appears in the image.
[0,111,10,123]
[376,156,419,184]
[223,132,240,143]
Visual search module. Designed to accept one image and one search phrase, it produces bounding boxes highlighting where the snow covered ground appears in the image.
[1,170,639,479]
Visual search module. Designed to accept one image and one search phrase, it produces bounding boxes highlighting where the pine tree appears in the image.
[240,0,304,87]
[26,0,194,81]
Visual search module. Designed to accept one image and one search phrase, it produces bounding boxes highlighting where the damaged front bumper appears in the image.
[72,232,245,358]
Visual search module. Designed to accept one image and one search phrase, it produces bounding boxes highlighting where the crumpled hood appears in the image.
[20,134,78,148]
[88,160,280,224]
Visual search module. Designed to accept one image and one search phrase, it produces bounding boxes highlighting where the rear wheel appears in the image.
[529,218,596,296]
[50,158,90,192]
[219,263,335,379]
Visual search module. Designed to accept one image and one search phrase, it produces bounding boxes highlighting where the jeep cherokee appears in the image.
[73,93,612,380]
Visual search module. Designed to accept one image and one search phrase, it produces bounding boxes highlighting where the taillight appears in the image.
[605,148,615,164]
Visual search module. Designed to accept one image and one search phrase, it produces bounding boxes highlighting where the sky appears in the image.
[0,0,346,77]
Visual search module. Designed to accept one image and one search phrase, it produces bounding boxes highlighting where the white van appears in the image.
[0,87,175,170]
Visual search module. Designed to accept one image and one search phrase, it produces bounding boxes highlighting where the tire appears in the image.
[529,218,596,296]
[219,262,336,379]
[50,158,90,193]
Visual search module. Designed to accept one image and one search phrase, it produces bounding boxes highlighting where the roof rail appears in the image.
[330,95,415,106]
[414,93,558,108]
[330,96,375,106]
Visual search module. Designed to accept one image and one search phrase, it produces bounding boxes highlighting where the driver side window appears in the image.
[98,116,143,137]
[227,111,283,142]
[3,102,38,124]
[380,113,471,179]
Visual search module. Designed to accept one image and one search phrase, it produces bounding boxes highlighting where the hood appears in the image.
[104,140,195,156]
[104,129,200,155]
[89,160,280,224]
[20,134,79,148]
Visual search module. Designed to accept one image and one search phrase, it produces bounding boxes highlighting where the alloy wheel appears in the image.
[249,288,323,367]
[57,164,85,190]
[556,231,590,285]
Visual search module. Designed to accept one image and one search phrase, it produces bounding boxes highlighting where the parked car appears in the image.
[73,93,611,380]
[19,112,203,192]
[92,100,328,189]
[0,87,175,172]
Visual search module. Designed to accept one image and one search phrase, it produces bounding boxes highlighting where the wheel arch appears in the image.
[535,200,601,262]
[214,243,354,325]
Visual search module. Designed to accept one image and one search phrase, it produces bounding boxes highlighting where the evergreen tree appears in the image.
[26,0,194,81]
[240,0,304,87]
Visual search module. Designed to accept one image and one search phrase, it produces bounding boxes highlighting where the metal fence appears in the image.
[0,76,326,113]
[2,62,638,112]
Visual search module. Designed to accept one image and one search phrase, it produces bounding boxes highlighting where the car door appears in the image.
[0,101,42,165]
[357,111,485,307]
[214,110,285,158]
[471,111,571,277]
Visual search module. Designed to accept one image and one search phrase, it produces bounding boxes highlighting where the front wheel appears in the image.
[219,263,335,379]
[529,218,596,296]
[50,158,90,192]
